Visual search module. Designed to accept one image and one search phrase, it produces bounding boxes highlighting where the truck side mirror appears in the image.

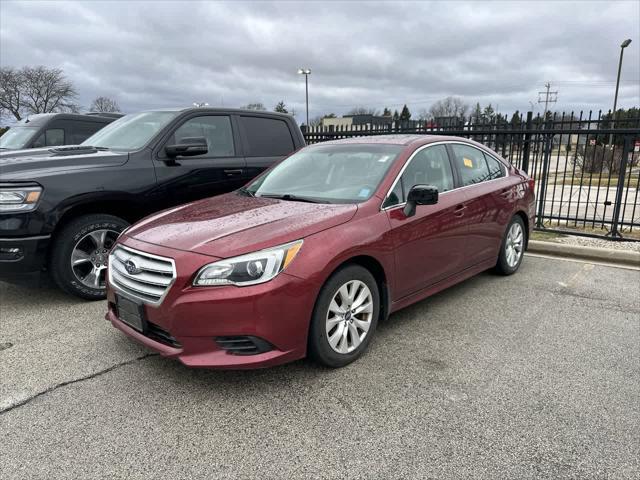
[165,136,208,157]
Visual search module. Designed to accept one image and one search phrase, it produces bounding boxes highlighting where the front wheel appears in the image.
[50,214,129,300]
[308,265,380,368]
[495,215,526,275]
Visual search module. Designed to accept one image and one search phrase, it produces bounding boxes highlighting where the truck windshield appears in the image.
[82,111,178,151]
[0,127,38,149]
[245,143,403,204]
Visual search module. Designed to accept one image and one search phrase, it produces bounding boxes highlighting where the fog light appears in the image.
[0,247,23,261]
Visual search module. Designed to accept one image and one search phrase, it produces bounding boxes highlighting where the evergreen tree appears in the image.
[399,104,411,121]
[274,101,288,113]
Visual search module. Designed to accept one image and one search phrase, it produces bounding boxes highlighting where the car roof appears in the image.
[144,107,294,118]
[317,134,473,147]
[18,113,118,126]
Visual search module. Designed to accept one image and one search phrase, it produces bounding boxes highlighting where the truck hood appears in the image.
[0,146,128,181]
[125,192,358,258]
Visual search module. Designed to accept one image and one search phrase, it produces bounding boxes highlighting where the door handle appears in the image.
[224,169,243,177]
[453,204,467,217]
[500,188,511,197]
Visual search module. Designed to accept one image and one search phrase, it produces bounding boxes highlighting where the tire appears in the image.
[495,215,526,275]
[50,214,129,300]
[308,264,380,368]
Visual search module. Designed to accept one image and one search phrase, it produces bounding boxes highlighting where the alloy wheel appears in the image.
[325,280,373,354]
[505,222,524,268]
[70,229,119,289]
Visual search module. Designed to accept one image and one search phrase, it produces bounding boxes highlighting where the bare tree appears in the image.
[346,106,379,116]
[0,66,79,120]
[20,66,79,114]
[0,67,24,120]
[90,96,120,113]
[428,96,469,119]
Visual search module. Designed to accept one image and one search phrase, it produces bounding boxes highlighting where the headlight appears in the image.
[0,186,43,213]
[193,240,303,287]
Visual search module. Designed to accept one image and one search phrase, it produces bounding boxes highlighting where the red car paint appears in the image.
[106,135,535,369]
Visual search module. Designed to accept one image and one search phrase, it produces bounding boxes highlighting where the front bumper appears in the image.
[0,235,50,275]
[106,237,318,369]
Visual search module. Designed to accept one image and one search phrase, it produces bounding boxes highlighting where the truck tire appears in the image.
[50,214,129,300]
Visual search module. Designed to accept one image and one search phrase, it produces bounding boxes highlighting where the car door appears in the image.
[238,115,297,181]
[384,144,469,299]
[153,114,246,207]
[448,143,512,265]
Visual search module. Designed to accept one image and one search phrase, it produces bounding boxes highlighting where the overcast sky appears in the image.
[1,0,639,122]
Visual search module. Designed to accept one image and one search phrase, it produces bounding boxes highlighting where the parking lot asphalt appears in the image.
[1,256,639,479]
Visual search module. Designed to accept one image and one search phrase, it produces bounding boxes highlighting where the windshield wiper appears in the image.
[236,187,255,197]
[258,193,324,203]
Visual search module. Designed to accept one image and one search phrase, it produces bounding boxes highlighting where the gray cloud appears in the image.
[1,0,639,122]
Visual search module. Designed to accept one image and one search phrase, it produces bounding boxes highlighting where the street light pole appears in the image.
[297,68,311,128]
[609,39,632,146]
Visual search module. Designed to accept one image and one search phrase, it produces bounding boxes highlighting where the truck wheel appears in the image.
[50,214,129,300]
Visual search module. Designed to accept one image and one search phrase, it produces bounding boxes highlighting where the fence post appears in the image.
[536,131,552,228]
[521,111,533,173]
[609,136,632,238]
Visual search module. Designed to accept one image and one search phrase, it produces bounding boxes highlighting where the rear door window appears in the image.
[69,122,106,144]
[240,116,295,157]
[450,144,491,187]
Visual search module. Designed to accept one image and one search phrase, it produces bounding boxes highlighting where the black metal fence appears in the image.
[303,111,640,240]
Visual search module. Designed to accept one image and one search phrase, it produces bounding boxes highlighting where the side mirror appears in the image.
[165,136,208,157]
[403,185,438,217]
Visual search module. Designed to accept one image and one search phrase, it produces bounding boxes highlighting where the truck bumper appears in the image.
[0,235,50,276]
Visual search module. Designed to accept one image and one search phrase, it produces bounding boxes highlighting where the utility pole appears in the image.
[538,82,558,120]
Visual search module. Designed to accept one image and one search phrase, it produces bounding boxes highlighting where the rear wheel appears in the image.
[50,214,128,300]
[495,215,526,275]
[308,265,380,367]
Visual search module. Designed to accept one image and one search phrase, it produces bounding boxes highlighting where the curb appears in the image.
[527,240,640,267]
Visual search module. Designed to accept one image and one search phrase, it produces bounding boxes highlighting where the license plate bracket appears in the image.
[115,294,147,333]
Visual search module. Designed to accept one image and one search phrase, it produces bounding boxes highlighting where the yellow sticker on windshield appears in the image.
[463,157,473,168]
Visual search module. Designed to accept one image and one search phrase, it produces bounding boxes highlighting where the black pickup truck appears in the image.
[0,112,121,150]
[0,108,305,299]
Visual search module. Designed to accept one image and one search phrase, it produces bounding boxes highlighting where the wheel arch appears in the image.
[318,254,391,324]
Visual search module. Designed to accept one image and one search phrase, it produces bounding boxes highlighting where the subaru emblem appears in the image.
[124,259,141,275]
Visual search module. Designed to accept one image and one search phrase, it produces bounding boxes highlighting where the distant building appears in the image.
[321,114,393,131]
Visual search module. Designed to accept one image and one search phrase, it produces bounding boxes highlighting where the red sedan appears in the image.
[106,135,535,369]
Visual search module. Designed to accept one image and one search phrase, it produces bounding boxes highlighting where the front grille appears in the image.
[147,322,182,348]
[108,245,176,305]
[215,336,274,355]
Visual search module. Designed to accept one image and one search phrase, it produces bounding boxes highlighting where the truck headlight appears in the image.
[0,186,43,213]
[193,240,303,287]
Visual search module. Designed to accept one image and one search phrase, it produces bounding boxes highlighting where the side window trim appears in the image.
[382,143,454,209]
[381,141,510,211]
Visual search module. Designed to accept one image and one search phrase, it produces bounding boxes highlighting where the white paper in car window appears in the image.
[378,155,391,163]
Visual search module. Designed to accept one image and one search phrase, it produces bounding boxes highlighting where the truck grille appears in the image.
[108,245,176,305]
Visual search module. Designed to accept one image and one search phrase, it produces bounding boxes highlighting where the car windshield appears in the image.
[82,111,178,151]
[245,143,403,204]
[0,126,38,149]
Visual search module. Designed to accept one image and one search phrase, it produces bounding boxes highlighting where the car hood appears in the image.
[125,192,358,258]
[0,147,128,181]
